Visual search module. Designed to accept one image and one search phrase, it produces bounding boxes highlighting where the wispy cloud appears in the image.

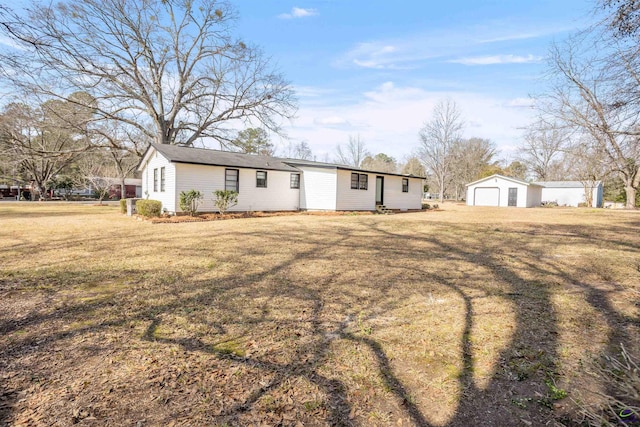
[0,35,27,51]
[278,7,318,19]
[314,116,351,128]
[334,20,572,71]
[448,54,542,65]
[503,97,535,108]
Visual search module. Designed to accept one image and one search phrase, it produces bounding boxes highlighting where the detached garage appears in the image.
[466,174,542,208]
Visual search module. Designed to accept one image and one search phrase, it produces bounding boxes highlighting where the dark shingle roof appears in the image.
[151,143,300,172]
[144,144,426,178]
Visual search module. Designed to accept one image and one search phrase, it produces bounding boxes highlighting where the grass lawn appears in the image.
[0,202,639,426]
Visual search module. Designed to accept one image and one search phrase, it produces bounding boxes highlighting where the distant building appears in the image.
[466,175,542,207]
[534,181,603,208]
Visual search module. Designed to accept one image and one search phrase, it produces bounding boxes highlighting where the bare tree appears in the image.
[91,122,150,198]
[75,152,120,204]
[600,0,640,38]
[282,141,314,160]
[566,136,610,207]
[335,135,369,167]
[540,36,640,208]
[418,99,464,203]
[0,99,91,199]
[1,0,296,149]
[519,122,569,180]
[448,137,497,200]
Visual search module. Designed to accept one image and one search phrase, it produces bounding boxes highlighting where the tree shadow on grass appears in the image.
[1,214,638,425]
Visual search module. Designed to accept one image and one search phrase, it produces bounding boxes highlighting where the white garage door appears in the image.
[474,187,499,206]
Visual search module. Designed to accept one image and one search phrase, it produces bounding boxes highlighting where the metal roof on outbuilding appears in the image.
[534,180,602,188]
[465,174,542,187]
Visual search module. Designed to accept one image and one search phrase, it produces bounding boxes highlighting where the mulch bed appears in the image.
[142,210,379,223]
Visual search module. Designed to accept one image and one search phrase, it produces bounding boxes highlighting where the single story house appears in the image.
[534,180,603,207]
[137,144,424,213]
[466,174,543,207]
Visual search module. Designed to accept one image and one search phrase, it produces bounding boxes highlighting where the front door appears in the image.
[376,176,384,206]
[508,188,517,207]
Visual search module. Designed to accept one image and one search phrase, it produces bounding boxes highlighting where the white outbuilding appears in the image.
[534,181,603,207]
[466,174,543,207]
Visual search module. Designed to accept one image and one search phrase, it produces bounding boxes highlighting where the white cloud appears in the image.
[278,7,318,19]
[281,82,536,161]
[314,116,350,127]
[504,97,535,108]
[448,54,543,66]
[334,20,572,71]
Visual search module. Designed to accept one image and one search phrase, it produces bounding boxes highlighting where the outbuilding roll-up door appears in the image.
[474,187,499,206]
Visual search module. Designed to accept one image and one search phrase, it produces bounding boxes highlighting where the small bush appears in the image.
[120,199,127,214]
[136,199,162,218]
[422,203,431,210]
[179,189,203,216]
[213,190,238,214]
[541,201,558,207]
[578,202,588,208]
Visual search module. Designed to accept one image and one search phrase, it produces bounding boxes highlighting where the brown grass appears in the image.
[0,202,639,426]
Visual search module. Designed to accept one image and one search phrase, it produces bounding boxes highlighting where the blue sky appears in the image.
[234,0,597,162]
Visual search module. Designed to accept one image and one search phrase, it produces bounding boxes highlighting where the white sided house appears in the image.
[466,174,543,208]
[138,144,424,214]
[534,181,603,207]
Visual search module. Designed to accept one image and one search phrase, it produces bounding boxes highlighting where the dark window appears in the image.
[153,168,158,192]
[256,171,267,188]
[225,169,239,192]
[290,173,300,189]
[160,167,165,192]
[351,173,359,189]
[402,178,409,193]
[359,174,368,190]
[351,173,368,190]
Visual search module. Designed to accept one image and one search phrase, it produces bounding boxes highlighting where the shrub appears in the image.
[179,189,203,216]
[213,190,238,214]
[136,199,162,217]
[541,201,558,207]
[120,199,127,214]
[422,203,431,210]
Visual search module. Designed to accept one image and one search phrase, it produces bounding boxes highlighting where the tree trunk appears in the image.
[624,185,637,209]
[121,177,126,199]
[439,176,445,203]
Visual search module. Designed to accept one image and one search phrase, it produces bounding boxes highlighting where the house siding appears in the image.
[174,163,300,212]
[336,170,374,210]
[380,175,423,210]
[297,166,337,210]
[141,149,177,212]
